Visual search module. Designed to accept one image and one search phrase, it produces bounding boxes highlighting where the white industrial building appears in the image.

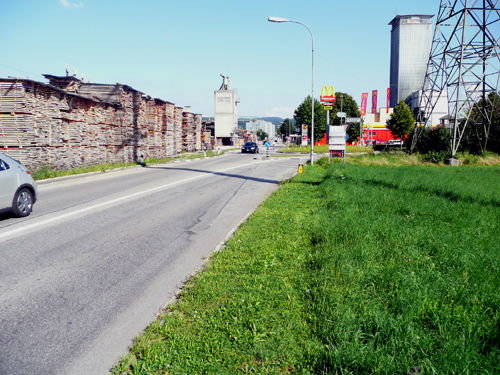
[214,74,239,143]
[389,15,433,106]
[245,119,276,139]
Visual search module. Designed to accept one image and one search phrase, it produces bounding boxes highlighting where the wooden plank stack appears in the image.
[0,76,204,170]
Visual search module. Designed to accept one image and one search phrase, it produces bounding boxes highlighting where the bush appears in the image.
[419,151,449,164]
[415,126,451,154]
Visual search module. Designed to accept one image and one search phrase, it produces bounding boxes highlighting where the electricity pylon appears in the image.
[414,0,500,156]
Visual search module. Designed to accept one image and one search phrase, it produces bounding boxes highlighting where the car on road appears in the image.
[0,153,37,217]
[241,142,259,154]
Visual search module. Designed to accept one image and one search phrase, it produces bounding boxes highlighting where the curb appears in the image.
[36,153,227,185]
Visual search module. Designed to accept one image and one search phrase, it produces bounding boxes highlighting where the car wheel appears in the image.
[12,188,34,217]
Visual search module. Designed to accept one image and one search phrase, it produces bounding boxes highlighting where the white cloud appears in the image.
[263,106,295,119]
[59,0,84,8]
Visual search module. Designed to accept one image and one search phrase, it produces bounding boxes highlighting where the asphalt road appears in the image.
[0,153,304,375]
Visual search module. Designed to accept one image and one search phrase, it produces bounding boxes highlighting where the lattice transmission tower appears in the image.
[414,0,500,156]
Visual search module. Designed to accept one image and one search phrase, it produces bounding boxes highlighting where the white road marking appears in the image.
[0,160,266,243]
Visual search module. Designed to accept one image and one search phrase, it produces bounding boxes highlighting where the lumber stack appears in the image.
[0,76,204,170]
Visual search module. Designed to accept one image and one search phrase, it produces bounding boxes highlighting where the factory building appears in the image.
[214,74,239,144]
[389,15,433,107]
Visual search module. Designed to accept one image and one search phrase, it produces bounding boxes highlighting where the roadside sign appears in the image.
[346,117,361,123]
[322,105,333,110]
[336,112,346,118]
[320,85,336,103]
[329,125,346,159]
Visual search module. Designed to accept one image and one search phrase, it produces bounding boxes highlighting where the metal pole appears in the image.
[267,18,314,163]
[326,109,330,158]
[310,35,314,164]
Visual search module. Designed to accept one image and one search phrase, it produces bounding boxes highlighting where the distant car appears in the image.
[0,153,37,217]
[241,142,259,154]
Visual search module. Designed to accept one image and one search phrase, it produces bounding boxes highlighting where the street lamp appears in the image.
[267,16,315,164]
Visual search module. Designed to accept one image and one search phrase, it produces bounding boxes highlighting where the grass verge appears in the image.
[346,151,500,166]
[279,145,373,154]
[32,150,220,181]
[112,157,499,374]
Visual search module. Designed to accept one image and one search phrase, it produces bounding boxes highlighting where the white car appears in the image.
[0,153,37,217]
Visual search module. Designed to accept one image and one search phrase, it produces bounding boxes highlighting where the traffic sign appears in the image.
[346,117,361,123]
[337,112,346,118]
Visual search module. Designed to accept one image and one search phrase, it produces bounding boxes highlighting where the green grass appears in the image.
[280,145,373,154]
[32,150,221,181]
[112,157,499,374]
[346,152,500,167]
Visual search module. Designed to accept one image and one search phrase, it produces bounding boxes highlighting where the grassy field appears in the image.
[112,156,499,374]
[279,145,373,154]
[32,150,220,180]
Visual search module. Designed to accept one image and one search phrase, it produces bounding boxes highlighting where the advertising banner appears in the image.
[371,90,378,114]
[386,88,391,113]
[360,92,368,116]
[301,124,308,146]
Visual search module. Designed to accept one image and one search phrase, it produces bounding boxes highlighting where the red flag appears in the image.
[360,93,368,116]
[386,88,391,113]
[371,90,378,114]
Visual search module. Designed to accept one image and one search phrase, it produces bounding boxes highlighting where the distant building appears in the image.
[245,119,276,139]
[389,15,433,107]
[214,74,239,144]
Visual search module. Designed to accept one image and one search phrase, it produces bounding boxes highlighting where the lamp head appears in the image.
[267,16,290,23]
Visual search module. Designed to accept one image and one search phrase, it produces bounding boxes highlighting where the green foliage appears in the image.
[418,151,450,164]
[294,96,327,141]
[293,93,360,142]
[415,126,451,154]
[112,159,499,375]
[462,92,500,154]
[256,129,268,141]
[279,118,296,137]
[32,152,221,180]
[346,122,360,143]
[387,101,415,142]
[279,145,373,154]
[329,92,360,126]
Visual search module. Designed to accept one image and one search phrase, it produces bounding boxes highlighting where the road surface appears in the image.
[0,153,303,375]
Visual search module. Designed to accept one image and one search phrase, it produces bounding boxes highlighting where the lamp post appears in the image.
[267,16,315,164]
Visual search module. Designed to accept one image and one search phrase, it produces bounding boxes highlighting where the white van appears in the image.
[0,153,38,217]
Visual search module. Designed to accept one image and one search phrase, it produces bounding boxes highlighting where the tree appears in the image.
[329,92,361,143]
[462,92,500,154]
[279,118,296,138]
[387,101,415,147]
[293,96,326,142]
[256,129,268,141]
[329,92,360,125]
[415,126,451,154]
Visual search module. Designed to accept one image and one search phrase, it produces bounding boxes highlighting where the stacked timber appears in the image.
[193,114,202,151]
[0,76,203,170]
[182,111,195,152]
[174,106,183,154]
[165,102,175,155]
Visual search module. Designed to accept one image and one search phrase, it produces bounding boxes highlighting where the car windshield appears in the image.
[244,143,256,147]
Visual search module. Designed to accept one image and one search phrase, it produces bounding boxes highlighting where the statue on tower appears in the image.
[219,74,230,90]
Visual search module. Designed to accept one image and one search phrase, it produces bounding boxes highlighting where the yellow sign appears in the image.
[298,164,304,174]
[320,85,336,98]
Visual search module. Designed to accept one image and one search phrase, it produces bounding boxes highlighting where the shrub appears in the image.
[415,126,451,154]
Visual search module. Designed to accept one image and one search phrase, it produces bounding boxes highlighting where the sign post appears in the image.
[320,85,336,158]
[329,125,346,160]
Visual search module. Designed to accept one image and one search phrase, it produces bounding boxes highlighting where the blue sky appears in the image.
[1,0,438,117]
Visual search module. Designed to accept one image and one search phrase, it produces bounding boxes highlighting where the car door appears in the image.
[0,158,18,209]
